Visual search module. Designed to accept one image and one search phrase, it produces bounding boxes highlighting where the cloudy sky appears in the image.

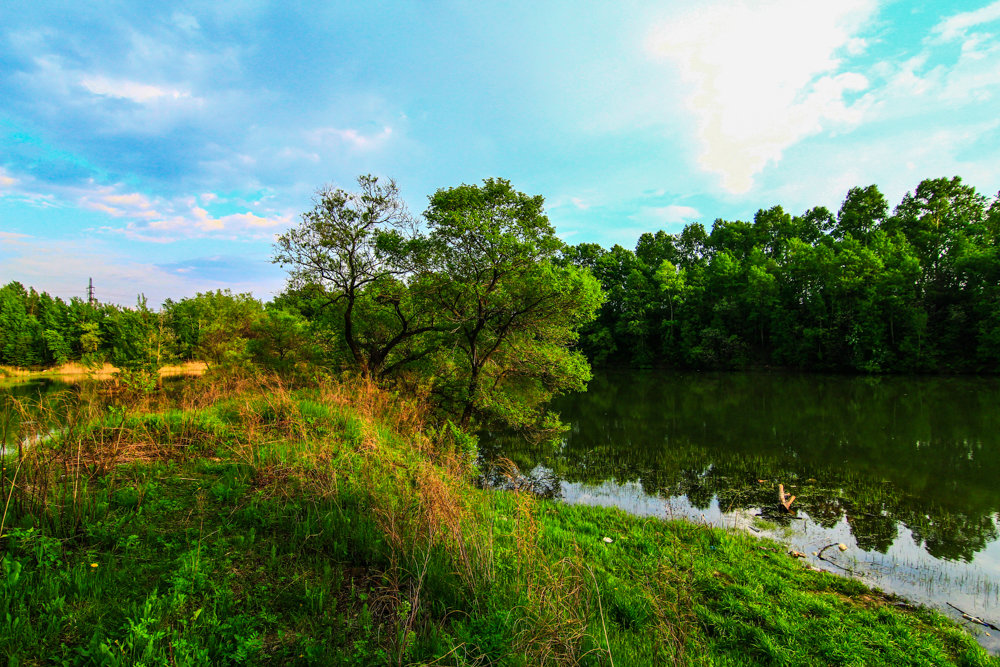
[1,0,998,305]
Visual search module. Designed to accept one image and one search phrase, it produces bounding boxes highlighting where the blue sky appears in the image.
[1,0,999,305]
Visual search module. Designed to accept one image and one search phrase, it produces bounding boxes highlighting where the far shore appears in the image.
[0,361,207,382]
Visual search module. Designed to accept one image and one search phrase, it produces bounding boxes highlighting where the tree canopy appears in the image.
[562,176,1000,373]
[272,176,604,428]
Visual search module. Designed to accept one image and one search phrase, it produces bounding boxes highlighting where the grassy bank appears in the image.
[1,377,995,665]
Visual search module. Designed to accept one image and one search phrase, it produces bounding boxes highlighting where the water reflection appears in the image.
[481,371,1000,563]
[0,379,77,450]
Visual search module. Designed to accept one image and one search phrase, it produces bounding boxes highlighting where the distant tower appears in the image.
[87,277,96,306]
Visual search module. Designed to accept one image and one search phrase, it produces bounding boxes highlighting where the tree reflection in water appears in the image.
[480,370,1000,563]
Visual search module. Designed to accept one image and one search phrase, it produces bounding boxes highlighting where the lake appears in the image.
[480,370,1000,652]
[0,378,77,453]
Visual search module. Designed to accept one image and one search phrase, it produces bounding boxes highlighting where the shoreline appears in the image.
[0,360,207,382]
[542,477,1000,656]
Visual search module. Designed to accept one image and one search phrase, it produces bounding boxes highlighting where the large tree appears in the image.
[273,175,439,376]
[422,178,604,426]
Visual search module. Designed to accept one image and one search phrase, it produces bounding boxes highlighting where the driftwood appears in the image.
[816,542,854,573]
[947,602,1000,632]
[778,484,796,512]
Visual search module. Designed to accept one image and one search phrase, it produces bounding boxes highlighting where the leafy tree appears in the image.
[273,175,439,376]
[0,282,48,367]
[78,321,103,368]
[166,291,263,370]
[105,296,160,372]
[654,260,687,352]
[422,178,604,426]
[635,230,678,269]
[835,185,888,243]
[248,308,314,373]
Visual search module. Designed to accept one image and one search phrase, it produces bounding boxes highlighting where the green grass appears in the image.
[1,378,996,666]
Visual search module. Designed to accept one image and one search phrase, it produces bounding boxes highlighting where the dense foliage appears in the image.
[0,286,310,375]
[564,176,1000,372]
[273,176,604,428]
[0,284,167,371]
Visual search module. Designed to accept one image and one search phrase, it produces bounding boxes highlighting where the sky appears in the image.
[1,0,999,306]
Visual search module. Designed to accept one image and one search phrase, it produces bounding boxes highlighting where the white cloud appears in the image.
[861,24,1000,122]
[0,167,290,242]
[308,126,394,151]
[645,0,876,193]
[633,204,702,225]
[80,74,194,104]
[171,12,201,33]
[933,1,1000,42]
[0,231,29,244]
[79,188,159,219]
[146,208,288,235]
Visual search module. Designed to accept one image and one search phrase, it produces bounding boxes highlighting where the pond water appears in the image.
[480,370,1000,653]
[0,378,78,452]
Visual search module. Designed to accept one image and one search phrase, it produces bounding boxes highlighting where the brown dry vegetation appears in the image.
[0,360,206,381]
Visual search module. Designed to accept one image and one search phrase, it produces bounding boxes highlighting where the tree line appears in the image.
[564,176,1000,372]
[3,174,997,413]
[0,283,310,374]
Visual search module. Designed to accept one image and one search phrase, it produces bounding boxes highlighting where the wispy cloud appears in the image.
[633,204,702,226]
[0,231,30,243]
[932,1,1000,42]
[855,5,1000,124]
[308,125,394,151]
[145,208,288,235]
[80,75,195,104]
[0,168,18,188]
[0,167,291,242]
[79,188,158,218]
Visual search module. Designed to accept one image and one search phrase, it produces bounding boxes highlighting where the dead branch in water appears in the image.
[946,602,1000,632]
[778,484,796,512]
[816,543,854,573]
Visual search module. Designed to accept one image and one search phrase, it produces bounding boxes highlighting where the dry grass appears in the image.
[2,372,610,665]
[643,560,699,665]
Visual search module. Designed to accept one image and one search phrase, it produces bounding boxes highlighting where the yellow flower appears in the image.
[90,563,99,568]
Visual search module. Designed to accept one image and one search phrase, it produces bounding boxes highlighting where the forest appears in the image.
[565,176,1000,372]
